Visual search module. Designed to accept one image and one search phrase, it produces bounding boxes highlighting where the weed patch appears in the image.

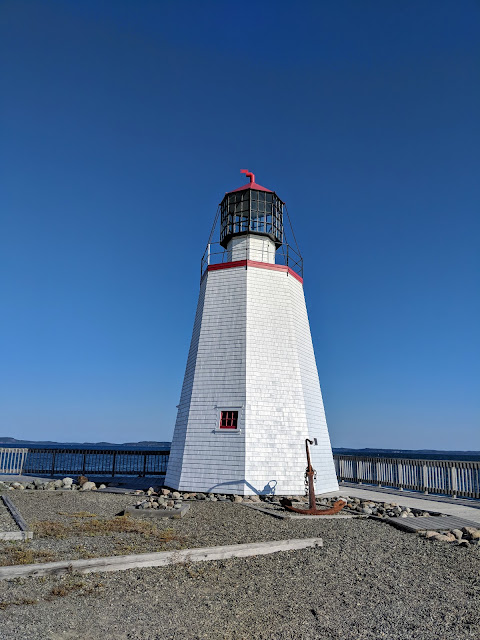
[0,547,57,566]
[46,575,105,600]
[33,516,184,543]
[0,598,38,610]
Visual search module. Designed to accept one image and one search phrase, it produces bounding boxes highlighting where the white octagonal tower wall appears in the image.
[243,266,338,495]
[227,235,276,264]
[165,233,338,495]
[165,267,248,494]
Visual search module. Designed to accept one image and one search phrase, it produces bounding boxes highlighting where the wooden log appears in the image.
[1,495,31,532]
[0,537,323,580]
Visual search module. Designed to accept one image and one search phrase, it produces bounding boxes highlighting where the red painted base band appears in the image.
[206,260,303,284]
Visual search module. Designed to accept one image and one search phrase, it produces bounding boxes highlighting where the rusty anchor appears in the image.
[280,439,347,516]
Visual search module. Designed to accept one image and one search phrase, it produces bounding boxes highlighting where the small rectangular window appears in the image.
[219,410,238,429]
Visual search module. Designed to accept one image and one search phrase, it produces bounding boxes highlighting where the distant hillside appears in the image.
[1,438,478,455]
[0,437,170,447]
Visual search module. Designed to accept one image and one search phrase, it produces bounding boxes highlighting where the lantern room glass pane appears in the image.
[220,188,284,249]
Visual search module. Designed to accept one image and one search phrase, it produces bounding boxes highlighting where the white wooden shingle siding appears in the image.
[165,240,338,495]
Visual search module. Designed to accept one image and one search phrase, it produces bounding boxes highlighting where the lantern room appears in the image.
[219,170,284,249]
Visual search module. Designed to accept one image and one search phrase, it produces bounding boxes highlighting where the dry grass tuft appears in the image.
[0,547,57,566]
[33,521,70,538]
[33,516,183,542]
[0,598,39,610]
[46,574,105,600]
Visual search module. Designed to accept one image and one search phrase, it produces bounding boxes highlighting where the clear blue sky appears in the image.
[1,1,479,449]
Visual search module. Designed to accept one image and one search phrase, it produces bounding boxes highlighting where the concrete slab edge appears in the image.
[240,503,288,519]
[0,537,323,580]
[241,503,365,520]
[0,531,33,541]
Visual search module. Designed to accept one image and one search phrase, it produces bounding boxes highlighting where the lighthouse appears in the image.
[165,171,338,496]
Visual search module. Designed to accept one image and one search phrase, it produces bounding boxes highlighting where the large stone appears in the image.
[11,482,24,490]
[172,491,181,500]
[77,475,89,487]
[80,481,96,491]
[249,495,261,502]
[432,533,456,542]
[425,531,439,539]
[62,477,74,487]
[462,527,480,540]
[451,529,463,540]
[53,479,63,488]
[234,496,243,502]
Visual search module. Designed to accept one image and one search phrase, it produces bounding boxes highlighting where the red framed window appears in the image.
[219,410,238,429]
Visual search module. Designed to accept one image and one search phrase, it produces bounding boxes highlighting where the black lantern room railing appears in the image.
[220,188,284,249]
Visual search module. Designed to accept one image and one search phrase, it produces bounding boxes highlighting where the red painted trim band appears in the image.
[207,260,303,284]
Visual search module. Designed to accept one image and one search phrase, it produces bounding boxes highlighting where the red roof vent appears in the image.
[229,169,273,194]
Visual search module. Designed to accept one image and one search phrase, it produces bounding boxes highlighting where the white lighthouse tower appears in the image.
[165,171,338,496]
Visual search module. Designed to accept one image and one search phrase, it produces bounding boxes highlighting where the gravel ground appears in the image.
[1,491,180,562]
[0,499,20,532]
[6,491,142,525]
[0,495,479,640]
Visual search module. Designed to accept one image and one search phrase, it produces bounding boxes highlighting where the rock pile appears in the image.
[0,477,107,492]
[134,488,182,510]
[343,496,434,518]
[420,526,480,546]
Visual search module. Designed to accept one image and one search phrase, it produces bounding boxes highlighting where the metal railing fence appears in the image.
[0,448,28,474]
[334,455,480,499]
[3,448,479,498]
[0,448,170,478]
[200,241,303,280]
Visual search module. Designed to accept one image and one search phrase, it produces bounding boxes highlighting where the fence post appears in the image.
[51,451,56,477]
[357,460,362,484]
[450,465,457,498]
[376,461,382,487]
[112,452,116,478]
[397,462,403,490]
[20,449,27,475]
[422,464,428,494]
[142,454,147,478]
